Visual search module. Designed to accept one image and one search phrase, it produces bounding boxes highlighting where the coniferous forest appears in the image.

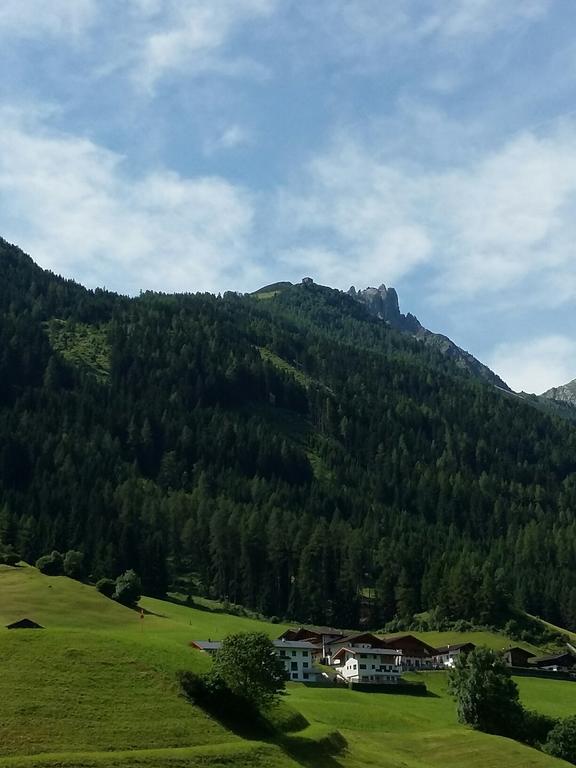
[2,236,576,631]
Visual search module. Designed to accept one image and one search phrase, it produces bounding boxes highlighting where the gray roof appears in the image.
[334,646,399,657]
[273,640,317,649]
[191,641,222,651]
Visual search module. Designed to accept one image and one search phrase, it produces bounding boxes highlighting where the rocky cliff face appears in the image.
[348,284,511,391]
[541,379,576,406]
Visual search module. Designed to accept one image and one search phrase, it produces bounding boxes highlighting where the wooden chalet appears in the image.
[381,634,437,669]
[501,646,535,668]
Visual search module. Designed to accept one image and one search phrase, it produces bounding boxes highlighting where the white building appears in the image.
[433,643,475,668]
[331,647,402,684]
[274,639,319,681]
[190,638,320,682]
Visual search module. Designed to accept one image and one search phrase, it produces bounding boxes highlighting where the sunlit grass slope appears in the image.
[0,565,572,768]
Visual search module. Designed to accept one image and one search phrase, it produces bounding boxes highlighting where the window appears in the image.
[359,664,366,670]
[292,673,298,679]
[303,673,309,680]
[291,662,298,670]
[359,653,366,659]
[303,662,309,668]
[302,650,308,657]
[292,651,296,657]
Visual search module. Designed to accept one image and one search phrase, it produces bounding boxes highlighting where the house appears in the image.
[382,634,437,670]
[278,626,345,660]
[275,639,320,681]
[6,618,44,630]
[325,631,388,661]
[529,652,576,672]
[190,638,321,682]
[332,646,401,684]
[434,642,475,668]
[501,646,535,668]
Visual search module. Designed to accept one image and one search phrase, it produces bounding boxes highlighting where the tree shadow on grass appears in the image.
[181,689,347,767]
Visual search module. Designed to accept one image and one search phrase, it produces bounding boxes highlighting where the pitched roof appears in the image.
[190,641,222,651]
[435,642,476,654]
[273,640,317,649]
[6,618,44,630]
[332,646,399,661]
[530,652,576,665]
[381,634,437,655]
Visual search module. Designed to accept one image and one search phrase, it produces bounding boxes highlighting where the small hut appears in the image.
[6,618,44,630]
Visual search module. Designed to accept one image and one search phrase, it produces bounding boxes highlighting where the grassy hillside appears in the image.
[0,565,573,768]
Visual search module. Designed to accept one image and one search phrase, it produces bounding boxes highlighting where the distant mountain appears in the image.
[541,378,576,407]
[348,284,510,391]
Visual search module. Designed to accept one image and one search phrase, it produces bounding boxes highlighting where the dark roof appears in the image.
[530,652,576,665]
[382,634,437,655]
[6,618,44,630]
[435,643,475,654]
[274,640,317,649]
[190,641,222,651]
[502,646,535,657]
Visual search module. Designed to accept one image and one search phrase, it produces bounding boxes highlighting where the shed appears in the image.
[6,618,44,630]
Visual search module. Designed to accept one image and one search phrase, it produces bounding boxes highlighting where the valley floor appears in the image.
[0,565,573,768]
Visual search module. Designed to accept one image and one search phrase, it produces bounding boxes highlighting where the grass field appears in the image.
[0,564,573,768]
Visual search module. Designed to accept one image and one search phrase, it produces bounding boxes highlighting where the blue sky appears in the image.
[1,1,576,393]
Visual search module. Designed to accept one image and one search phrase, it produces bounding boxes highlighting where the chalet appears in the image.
[332,646,401,684]
[190,639,321,682]
[382,634,437,670]
[6,618,44,630]
[529,652,576,672]
[434,642,475,668]
[325,632,388,661]
[278,626,344,659]
[501,646,535,668]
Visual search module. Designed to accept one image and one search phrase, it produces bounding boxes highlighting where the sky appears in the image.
[1,1,576,393]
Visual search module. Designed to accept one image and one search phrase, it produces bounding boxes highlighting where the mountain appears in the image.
[3,237,576,633]
[541,379,576,408]
[349,284,510,391]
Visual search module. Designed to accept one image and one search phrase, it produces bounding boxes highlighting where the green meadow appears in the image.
[0,564,574,768]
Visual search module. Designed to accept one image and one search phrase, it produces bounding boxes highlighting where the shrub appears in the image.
[113,569,141,606]
[36,551,64,576]
[63,550,85,580]
[521,709,557,748]
[96,577,116,598]
[544,716,576,764]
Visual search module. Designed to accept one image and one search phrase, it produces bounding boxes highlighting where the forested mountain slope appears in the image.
[2,236,576,631]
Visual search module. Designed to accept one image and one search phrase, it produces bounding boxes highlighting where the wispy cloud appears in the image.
[488,335,576,393]
[132,0,277,90]
[0,0,97,38]
[277,119,576,306]
[0,108,262,294]
[203,124,255,155]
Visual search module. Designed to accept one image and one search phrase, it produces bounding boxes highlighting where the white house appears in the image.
[433,642,475,668]
[274,639,320,681]
[331,646,402,684]
[190,638,320,682]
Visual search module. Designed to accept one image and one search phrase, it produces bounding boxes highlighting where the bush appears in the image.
[113,569,142,606]
[521,709,557,748]
[36,551,64,576]
[63,550,85,580]
[96,577,116,598]
[544,716,576,764]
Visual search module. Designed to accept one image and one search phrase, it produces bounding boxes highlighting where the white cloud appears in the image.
[0,0,97,38]
[488,335,576,394]
[279,121,576,304]
[203,124,255,155]
[294,0,551,64]
[132,0,277,89]
[0,109,262,294]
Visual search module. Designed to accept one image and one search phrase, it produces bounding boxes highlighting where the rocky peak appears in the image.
[349,282,510,391]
